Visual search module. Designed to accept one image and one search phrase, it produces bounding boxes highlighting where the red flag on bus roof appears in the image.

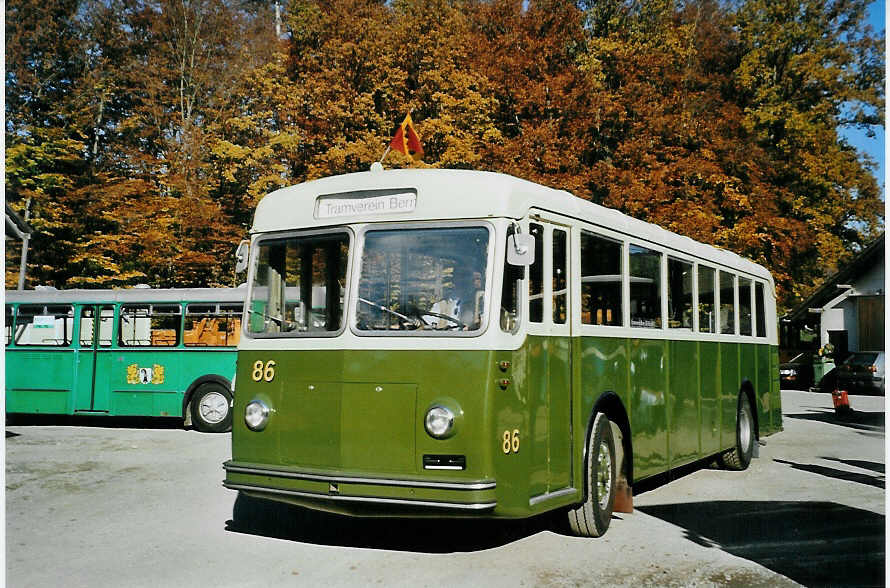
[389,113,423,160]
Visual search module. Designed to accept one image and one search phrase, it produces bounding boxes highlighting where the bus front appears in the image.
[224,171,530,517]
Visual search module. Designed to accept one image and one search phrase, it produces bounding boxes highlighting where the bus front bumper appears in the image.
[223,461,497,517]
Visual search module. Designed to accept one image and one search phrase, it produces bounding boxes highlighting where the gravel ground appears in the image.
[5,390,885,587]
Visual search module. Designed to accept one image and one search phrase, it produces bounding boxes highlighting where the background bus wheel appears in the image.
[190,383,233,433]
[567,413,616,538]
[720,394,755,471]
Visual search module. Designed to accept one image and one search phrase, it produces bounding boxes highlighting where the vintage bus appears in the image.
[223,168,781,537]
[5,287,244,432]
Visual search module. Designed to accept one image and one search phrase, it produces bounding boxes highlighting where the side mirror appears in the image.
[507,233,535,266]
[234,240,250,273]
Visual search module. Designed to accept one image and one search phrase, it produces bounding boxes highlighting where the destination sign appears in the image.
[315,191,417,219]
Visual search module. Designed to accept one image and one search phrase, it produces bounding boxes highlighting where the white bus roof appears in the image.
[5,287,246,306]
[253,168,772,282]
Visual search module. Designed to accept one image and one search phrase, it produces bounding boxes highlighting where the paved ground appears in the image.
[5,390,885,587]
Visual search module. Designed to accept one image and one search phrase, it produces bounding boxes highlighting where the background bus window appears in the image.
[629,245,662,328]
[668,257,693,329]
[184,304,242,346]
[79,307,114,347]
[698,265,716,333]
[528,223,544,323]
[755,282,767,337]
[580,232,622,326]
[119,304,181,347]
[249,232,348,335]
[739,278,753,336]
[552,228,567,324]
[6,305,13,345]
[14,305,74,346]
[719,272,736,335]
[501,226,524,333]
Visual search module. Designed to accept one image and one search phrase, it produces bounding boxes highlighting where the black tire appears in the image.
[720,393,755,471]
[567,413,616,537]
[190,382,233,433]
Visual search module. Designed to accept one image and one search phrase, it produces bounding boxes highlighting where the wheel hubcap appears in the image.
[596,441,613,510]
[739,403,752,452]
[199,391,229,424]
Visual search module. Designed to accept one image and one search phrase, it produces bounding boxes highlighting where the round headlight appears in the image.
[245,399,270,431]
[424,406,455,439]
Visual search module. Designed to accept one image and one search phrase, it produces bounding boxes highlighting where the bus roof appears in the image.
[5,287,246,306]
[254,169,773,283]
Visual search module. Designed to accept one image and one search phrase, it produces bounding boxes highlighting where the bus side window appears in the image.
[698,266,716,333]
[580,231,623,326]
[528,223,544,323]
[552,228,568,324]
[501,227,524,333]
[629,245,662,328]
[668,257,693,329]
[739,278,753,336]
[120,304,181,347]
[5,305,13,346]
[755,282,767,338]
[14,304,74,346]
[185,303,242,347]
[719,272,736,335]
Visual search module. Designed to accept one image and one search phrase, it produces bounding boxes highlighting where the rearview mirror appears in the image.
[234,240,250,273]
[507,233,535,266]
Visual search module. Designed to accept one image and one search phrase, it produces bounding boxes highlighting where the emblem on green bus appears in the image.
[126,363,165,385]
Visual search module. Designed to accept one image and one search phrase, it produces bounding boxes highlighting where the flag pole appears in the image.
[379,144,391,164]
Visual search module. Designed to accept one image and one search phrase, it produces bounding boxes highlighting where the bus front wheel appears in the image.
[567,412,616,538]
[190,383,233,433]
[720,393,754,471]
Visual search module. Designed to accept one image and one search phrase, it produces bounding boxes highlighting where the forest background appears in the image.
[5,0,885,310]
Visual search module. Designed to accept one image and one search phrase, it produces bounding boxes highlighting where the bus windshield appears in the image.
[356,225,490,333]
[248,231,349,336]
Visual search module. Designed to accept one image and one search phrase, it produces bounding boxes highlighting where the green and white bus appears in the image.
[5,287,244,432]
[223,168,781,536]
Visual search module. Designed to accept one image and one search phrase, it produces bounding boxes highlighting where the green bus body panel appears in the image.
[228,336,782,518]
[6,306,236,419]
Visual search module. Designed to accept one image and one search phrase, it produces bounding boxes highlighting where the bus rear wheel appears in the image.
[567,412,616,537]
[720,393,754,471]
[190,383,233,433]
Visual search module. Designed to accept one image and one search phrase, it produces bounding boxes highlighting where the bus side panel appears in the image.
[740,342,757,403]
[699,341,721,456]
[576,335,629,485]
[548,335,572,492]
[720,343,740,450]
[525,336,550,498]
[668,340,700,467]
[107,350,183,416]
[755,344,773,435]
[769,345,783,435]
[629,338,668,480]
[6,350,76,414]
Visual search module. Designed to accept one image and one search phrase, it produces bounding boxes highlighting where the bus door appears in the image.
[527,220,573,495]
[74,305,115,412]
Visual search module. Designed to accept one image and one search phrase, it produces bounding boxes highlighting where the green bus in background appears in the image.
[224,168,782,537]
[5,287,244,432]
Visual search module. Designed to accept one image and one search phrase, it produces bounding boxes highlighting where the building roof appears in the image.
[785,233,885,322]
[5,204,33,240]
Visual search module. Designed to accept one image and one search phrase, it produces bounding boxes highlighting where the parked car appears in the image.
[780,352,817,390]
[836,351,885,395]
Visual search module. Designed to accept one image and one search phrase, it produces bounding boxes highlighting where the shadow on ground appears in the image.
[226,492,561,552]
[639,500,885,587]
[784,408,885,433]
[6,413,185,430]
